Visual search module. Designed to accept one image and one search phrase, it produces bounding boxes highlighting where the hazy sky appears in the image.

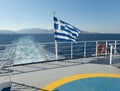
[0,0,120,33]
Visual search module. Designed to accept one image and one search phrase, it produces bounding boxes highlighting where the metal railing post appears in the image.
[105,41,108,55]
[110,44,113,65]
[114,41,117,54]
[71,43,73,59]
[96,41,98,57]
[84,41,86,58]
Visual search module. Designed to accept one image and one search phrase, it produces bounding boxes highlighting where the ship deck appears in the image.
[1,56,120,91]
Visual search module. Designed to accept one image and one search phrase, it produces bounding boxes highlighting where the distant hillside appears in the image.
[0,28,97,34]
[0,28,53,34]
[80,30,98,34]
[0,30,16,34]
[18,28,53,34]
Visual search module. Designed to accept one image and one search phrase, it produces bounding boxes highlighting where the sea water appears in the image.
[0,33,120,65]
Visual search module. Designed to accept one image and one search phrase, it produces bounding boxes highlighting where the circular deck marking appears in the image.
[39,73,120,91]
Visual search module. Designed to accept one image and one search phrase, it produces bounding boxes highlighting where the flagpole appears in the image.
[71,42,73,59]
[53,12,58,60]
[55,40,58,60]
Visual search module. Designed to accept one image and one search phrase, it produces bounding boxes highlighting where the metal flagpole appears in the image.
[55,40,58,60]
[71,42,73,59]
[53,12,58,60]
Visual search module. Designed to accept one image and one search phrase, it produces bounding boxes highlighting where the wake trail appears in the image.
[12,36,56,65]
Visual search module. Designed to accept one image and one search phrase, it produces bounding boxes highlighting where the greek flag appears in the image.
[54,17,81,43]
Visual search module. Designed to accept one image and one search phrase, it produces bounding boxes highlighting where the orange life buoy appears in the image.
[96,42,106,56]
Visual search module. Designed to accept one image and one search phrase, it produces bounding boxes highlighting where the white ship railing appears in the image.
[0,40,120,65]
[109,43,120,66]
[0,48,13,91]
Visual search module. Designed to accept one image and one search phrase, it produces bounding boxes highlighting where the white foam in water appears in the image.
[12,36,57,65]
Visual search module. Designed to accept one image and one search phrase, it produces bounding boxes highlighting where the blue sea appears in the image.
[0,33,120,65]
[0,33,120,44]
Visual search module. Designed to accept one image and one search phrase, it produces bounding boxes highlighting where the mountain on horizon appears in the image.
[17,28,53,34]
[0,28,97,34]
[0,28,53,34]
[0,30,17,34]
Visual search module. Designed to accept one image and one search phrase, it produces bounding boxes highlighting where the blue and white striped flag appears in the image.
[54,17,81,43]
